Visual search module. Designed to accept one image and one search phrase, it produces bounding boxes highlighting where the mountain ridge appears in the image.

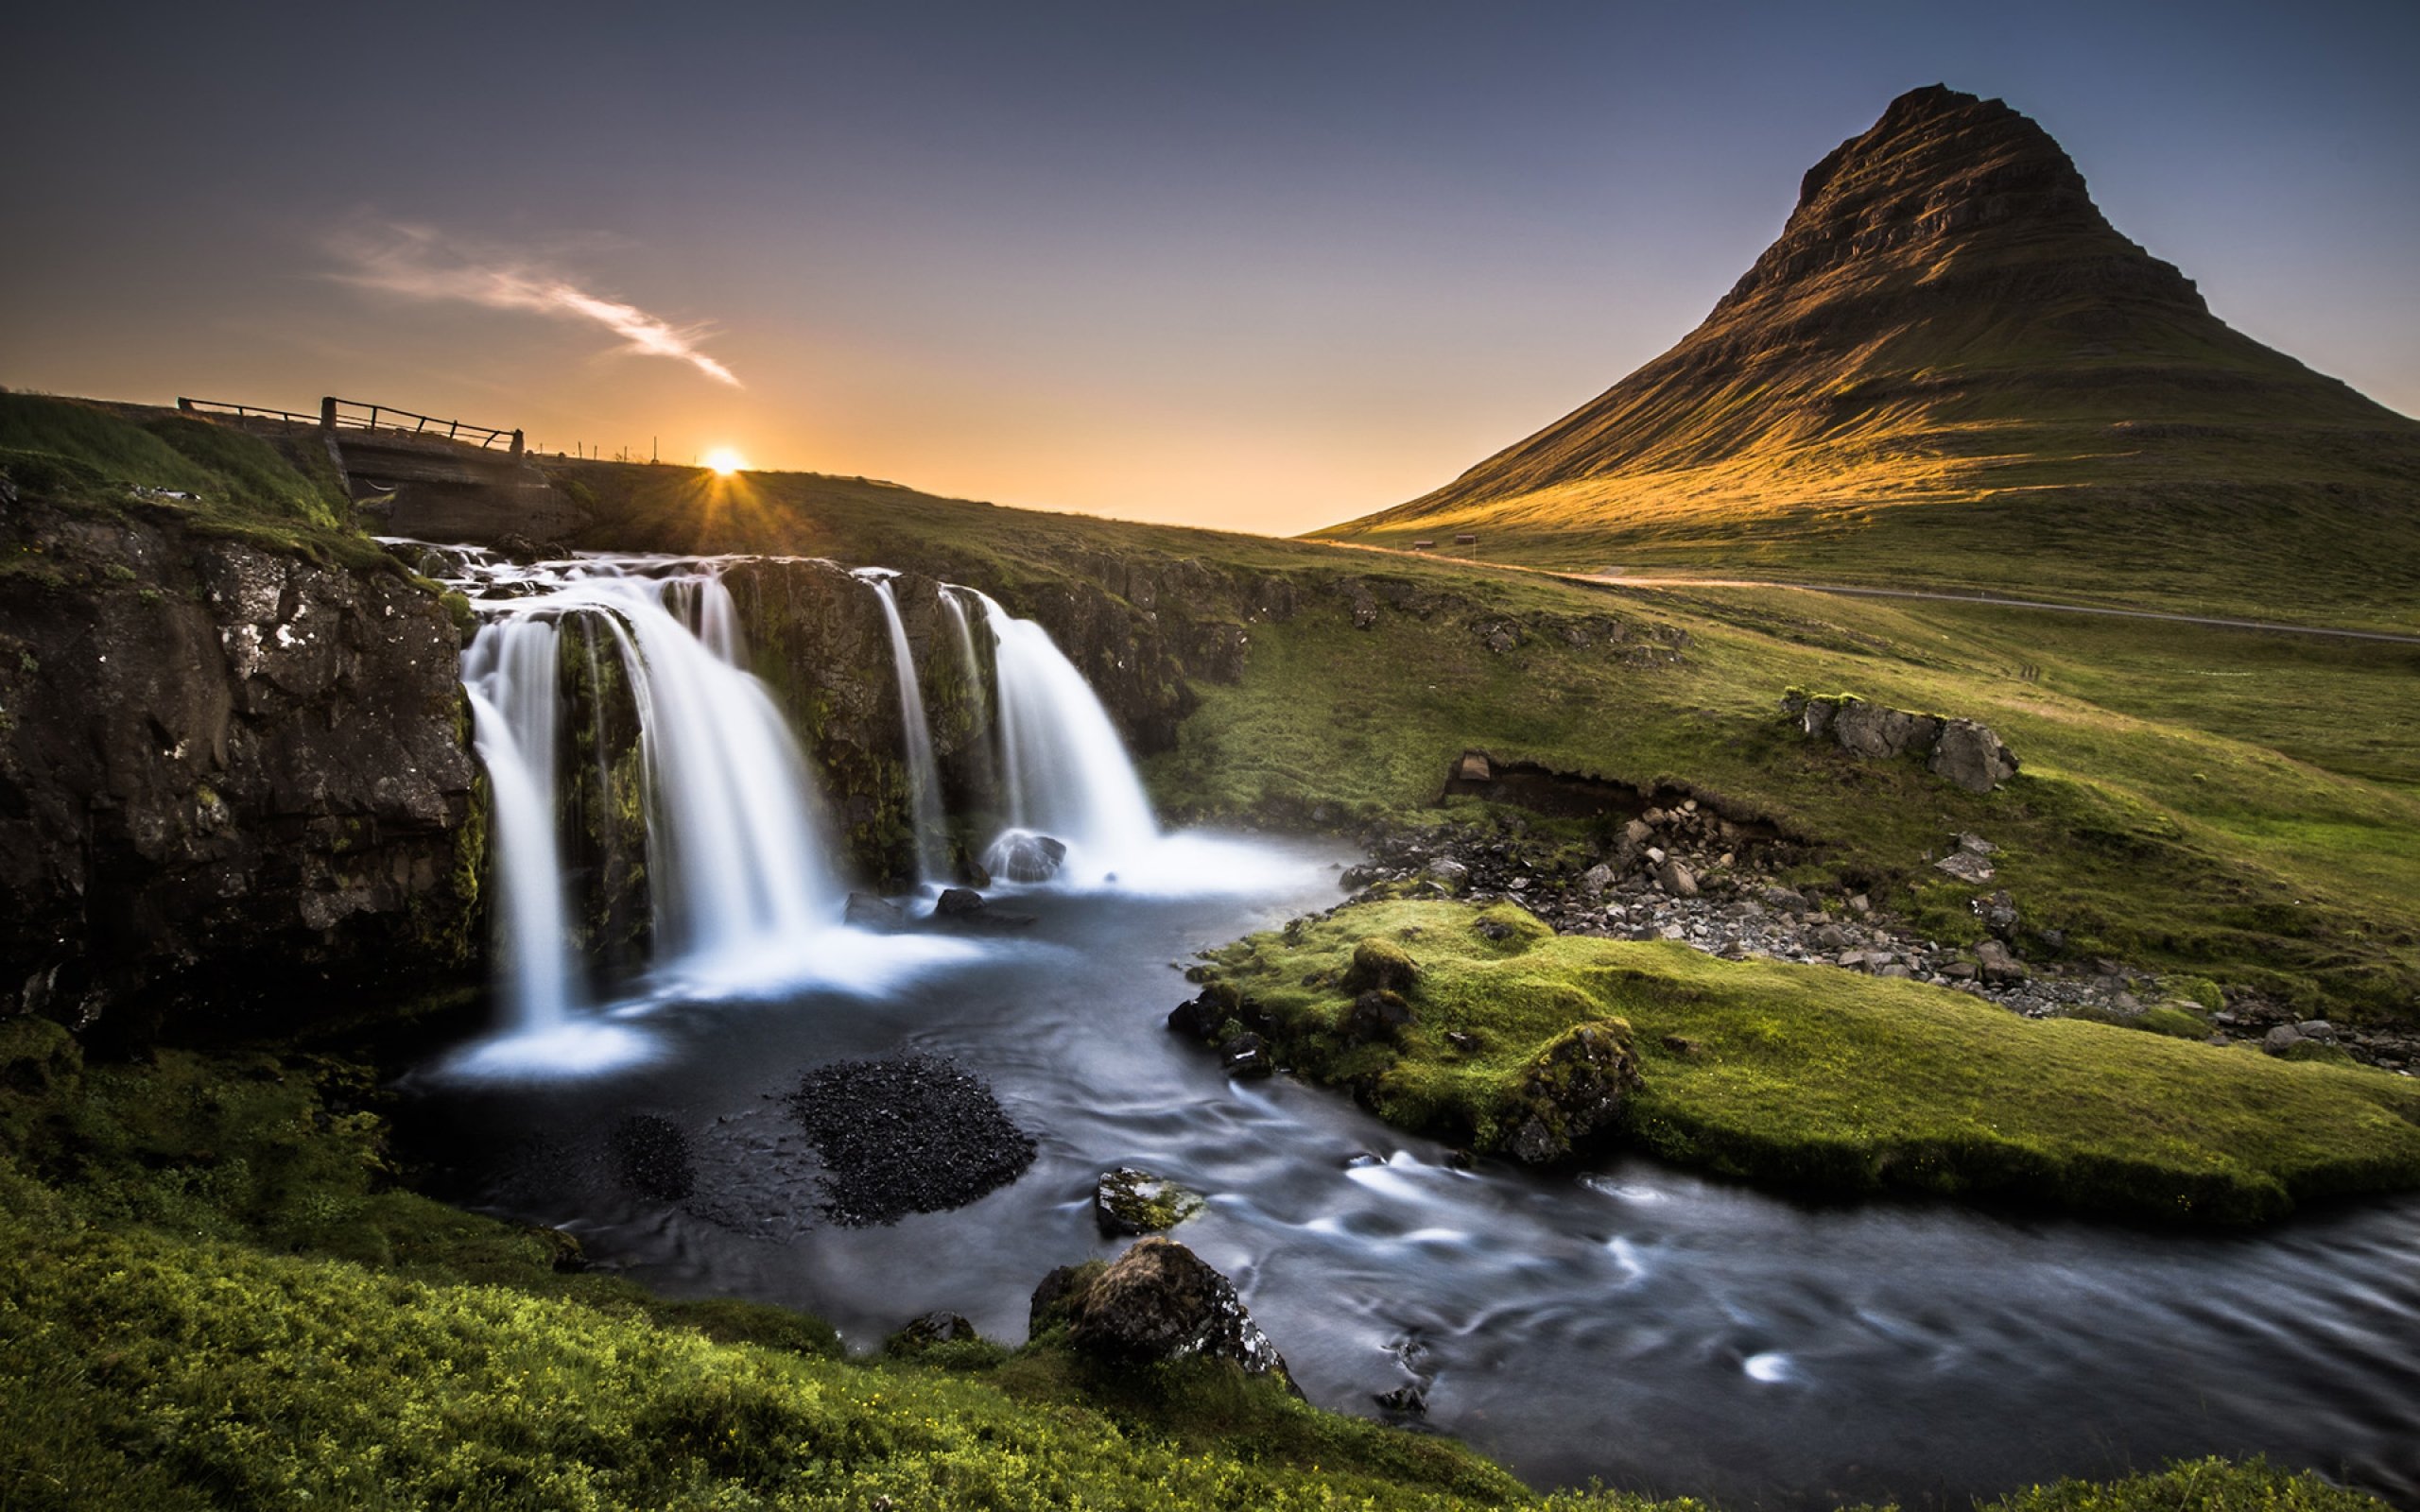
[1319,85,2420,628]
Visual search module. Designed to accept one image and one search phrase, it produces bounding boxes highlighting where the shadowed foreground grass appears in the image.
[0,1018,2393,1510]
[1198,900,2420,1224]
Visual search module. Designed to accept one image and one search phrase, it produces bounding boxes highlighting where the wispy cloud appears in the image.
[331,225,740,387]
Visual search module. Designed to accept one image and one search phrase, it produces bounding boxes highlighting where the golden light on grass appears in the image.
[703,447,748,475]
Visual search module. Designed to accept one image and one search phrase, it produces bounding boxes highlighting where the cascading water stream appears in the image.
[939,587,997,808]
[855,571,948,885]
[966,589,1158,881]
[460,617,578,1032]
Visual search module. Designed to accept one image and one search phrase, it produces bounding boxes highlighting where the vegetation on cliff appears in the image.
[0,391,390,569]
[1190,898,2420,1224]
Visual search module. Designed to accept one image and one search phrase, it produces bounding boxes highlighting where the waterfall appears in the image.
[461,617,577,1031]
[566,573,842,965]
[855,571,947,885]
[966,590,1158,880]
[939,587,996,806]
[455,561,867,1040]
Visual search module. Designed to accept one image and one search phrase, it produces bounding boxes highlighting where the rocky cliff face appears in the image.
[0,501,477,1039]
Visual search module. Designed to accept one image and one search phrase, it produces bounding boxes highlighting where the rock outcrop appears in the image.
[1784,691,2017,793]
[1035,1238,1292,1385]
[0,501,477,1036]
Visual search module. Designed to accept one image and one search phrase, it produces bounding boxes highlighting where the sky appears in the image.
[4,0,2416,535]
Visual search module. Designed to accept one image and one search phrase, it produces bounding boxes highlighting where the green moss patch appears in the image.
[1197,900,2420,1224]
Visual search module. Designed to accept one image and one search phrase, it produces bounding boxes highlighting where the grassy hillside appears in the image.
[544,456,2420,1021]
[0,391,385,568]
[1317,88,2420,631]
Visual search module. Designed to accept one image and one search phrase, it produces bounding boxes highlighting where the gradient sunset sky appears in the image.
[6,0,2415,534]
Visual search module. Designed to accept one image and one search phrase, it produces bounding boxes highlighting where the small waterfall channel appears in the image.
[962,588,1159,885]
[855,570,947,885]
[419,543,1204,1071]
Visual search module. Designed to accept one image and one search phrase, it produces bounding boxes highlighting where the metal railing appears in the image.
[323,398,521,454]
[178,398,318,425]
[177,396,524,455]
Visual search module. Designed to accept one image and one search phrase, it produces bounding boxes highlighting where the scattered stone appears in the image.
[1975,889,2020,939]
[1096,1167,1205,1235]
[2263,1025,2306,1057]
[1426,857,1470,887]
[1655,859,1699,898]
[1935,850,1996,885]
[786,1055,1037,1226]
[1974,938,2029,985]
[1581,863,1616,895]
[1055,1238,1294,1383]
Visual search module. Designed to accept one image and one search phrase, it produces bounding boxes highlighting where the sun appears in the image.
[703,447,748,475]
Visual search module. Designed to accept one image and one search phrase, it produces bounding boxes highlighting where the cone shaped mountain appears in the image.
[1320,85,2419,628]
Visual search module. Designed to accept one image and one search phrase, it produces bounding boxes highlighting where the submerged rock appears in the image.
[786,1055,1037,1226]
[1095,1167,1205,1235]
[934,886,988,917]
[989,831,1069,883]
[1219,1032,1273,1078]
[843,892,908,931]
[1049,1237,1294,1385]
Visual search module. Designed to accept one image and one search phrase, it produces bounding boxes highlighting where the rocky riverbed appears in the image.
[1334,809,2420,1074]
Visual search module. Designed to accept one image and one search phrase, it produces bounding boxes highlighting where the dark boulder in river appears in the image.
[786,1054,1036,1226]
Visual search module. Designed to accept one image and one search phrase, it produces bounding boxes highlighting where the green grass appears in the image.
[1197,899,2420,1224]
[0,391,389,569]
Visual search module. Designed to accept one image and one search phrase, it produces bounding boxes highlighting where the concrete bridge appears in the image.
[180,396,591,543]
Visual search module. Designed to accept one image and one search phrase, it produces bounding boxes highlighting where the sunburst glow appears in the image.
[703,447,748,475]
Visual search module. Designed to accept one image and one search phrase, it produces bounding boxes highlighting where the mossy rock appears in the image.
[1096,1167,1207,1236]
[2135,1005,2211,1040]
[1340,936,1419,994]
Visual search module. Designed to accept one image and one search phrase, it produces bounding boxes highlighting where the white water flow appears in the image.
[968,590,1158,880]
[580,574,842,966]
[461,618,577,1030]
[856,572,948,885]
